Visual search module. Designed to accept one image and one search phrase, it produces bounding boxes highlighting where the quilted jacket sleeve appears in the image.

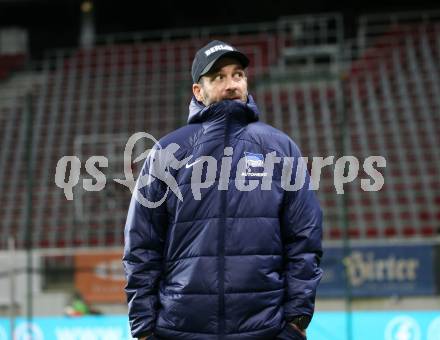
[280,146,323,321]
[122,159,169,338]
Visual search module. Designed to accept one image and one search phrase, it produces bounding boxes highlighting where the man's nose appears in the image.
[225,76,238,91]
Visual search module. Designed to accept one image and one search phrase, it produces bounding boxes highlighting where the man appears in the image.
[123,40,323,340]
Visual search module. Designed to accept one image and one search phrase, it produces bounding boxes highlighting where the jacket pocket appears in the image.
[275,323,307,340]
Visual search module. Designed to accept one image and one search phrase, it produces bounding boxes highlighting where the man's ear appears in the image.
[192,83,203,102]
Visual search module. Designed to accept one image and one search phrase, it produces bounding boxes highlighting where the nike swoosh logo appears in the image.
[185,159,202,168]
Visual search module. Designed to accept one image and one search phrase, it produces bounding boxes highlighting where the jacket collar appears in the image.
[187,95,260,124]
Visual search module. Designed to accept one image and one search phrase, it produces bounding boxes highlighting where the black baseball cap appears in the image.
[191,40,250,83]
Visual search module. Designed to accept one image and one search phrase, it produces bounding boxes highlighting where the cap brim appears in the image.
[199,51,250,79]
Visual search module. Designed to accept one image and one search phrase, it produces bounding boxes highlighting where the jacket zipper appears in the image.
[218,112,230,340]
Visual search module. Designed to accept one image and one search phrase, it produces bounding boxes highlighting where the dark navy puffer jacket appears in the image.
[123,96,323,340]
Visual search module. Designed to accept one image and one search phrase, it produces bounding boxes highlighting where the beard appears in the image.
[203,91,248,106]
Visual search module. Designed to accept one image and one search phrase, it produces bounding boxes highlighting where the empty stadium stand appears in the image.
[0,12,438,249]
[0,53,26,80]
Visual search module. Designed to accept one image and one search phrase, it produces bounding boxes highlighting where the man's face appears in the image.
[192,57,248,106]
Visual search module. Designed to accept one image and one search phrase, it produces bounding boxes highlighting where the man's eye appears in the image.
[215,74,223,80]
